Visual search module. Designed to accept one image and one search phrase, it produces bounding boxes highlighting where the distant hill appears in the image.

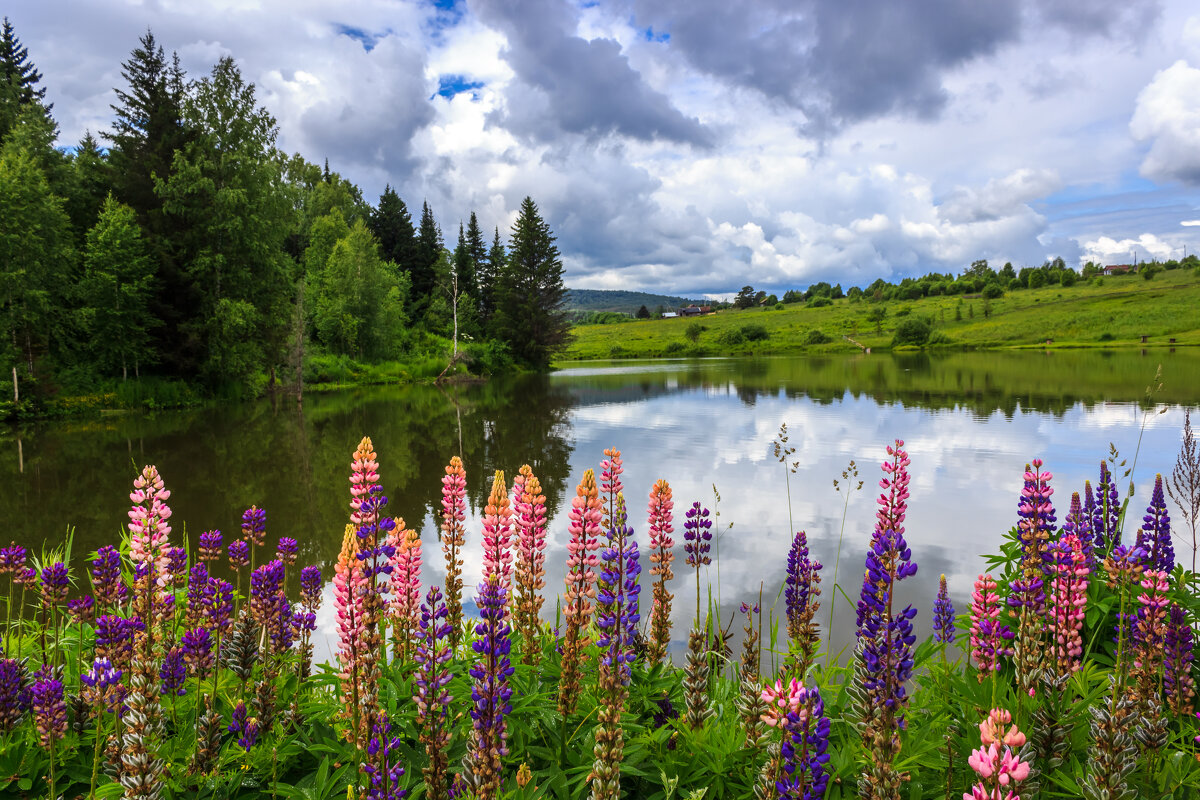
[565,289,706,315]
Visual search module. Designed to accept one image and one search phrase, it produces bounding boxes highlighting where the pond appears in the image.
[4,348,1198,663]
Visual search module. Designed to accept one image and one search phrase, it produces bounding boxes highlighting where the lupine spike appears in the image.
[388,518,422,664]
[646,479,676,664]
[1010,458,1055,696]
[1135,474,1174,572]
[1049,535,1089,675]
[441,456,468,648]
[416,585,453,800]
[482,471,514,604]
[513,464,548,666]
[466,576,513,800]
[784,531,822,676]
[1165,603,1196,716]
[560,469,602,716]
[932,574,955,645]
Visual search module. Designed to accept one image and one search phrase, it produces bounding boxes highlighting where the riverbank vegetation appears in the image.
[3,426,1200,799]
[0,22,570,420]
[565,260,1200,360]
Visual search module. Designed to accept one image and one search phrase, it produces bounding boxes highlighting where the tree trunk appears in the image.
[11,366,16,404]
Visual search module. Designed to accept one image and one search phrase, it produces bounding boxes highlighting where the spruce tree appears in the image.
[413,200,442,305]
[0,17,53,144]
[465,211,486,298]
[480,226,506,328]
[494,197,570,367]
[452,222,477,300]
[64,131,111,241]
[370,185,418,271]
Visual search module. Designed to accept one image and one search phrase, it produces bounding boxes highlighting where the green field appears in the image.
[562,268,1200,360]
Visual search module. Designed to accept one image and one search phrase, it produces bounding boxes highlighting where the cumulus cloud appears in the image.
[1131,59,1200,185]
[1079,233,1178,264]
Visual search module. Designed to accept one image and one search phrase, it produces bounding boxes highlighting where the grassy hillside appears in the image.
[565,288,705,314]
[562,268,1200,360]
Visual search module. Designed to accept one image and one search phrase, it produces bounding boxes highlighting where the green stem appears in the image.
[825,490,852,671]
[89,710,104,799]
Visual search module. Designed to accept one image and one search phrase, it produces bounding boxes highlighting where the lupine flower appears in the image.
[468,575,514,800]
[1093,461,1120,552]
[964,709,1030,800]
[1062,490,1095,568]
[1010,459,1055,696]
[94,614,140,673]
[228,701,259,750]
[1132,568,1170,701]
[440,456,468,648]
[513,464,548,666]
[600,447,624,531]
[774,686,831,800]
[596,496,642,685]
[276,537,298,565]
[736,600,767,747]
[362,713,408,800]
[184,562,211,629]
[13,565,36,587]
[415,585,453,800]
[67,595,95,625]
[0,658,31,731]
[760,678,807,729]
[932,574,956,645]
[854,440,917,800]
[969,574,1013,680]
[250,559,291,653]
[0,543,26,575]
[160,646,187,696]
[1102,544,1145,675]
[1164,604,1196,715]
[181,628,214,681]
[683,502,713,570]
[1049,535,1089,675]
[388,520,422,664]
[646,478,675,664]
[1136,474,1174,572]
[560,469,602,716]
[40,562,69,607]
[208,578,234,629]
[241,505,266,549]
[128,465,172,590]
[227,539,250,570]
[198,530,223,562]
[481,471,514,601]
[166,546,188,587]
[334,523,367,741]
[785,531,822,674]
[80,656,124,714]
[31,669,67,749]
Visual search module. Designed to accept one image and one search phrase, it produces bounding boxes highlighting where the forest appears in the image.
[0,21,572,418]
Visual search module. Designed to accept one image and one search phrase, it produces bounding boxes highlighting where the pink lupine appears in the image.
[128,465,172,588]
[389,520,422,664]
[559,469,602,716]
[646,479,675,664]
[759,678,806,729]
[1049,534,1089,675]
[964,709,1031,800]
[441,456,468,647]
[482,471,514,599]
[600,448,624,531]
[513,465,548,666]
[970,574,1013,680]
[334,524,367,741]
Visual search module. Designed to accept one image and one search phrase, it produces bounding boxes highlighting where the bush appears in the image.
[892,317,932,347]
[804,329,832,345]
[1059,270,1077,287]
[717,327,746,346]
[665,341,687,354]
[1098,331,1114,342]
[1142,264,1161,281]
[774,302,785,311]
[807,296,832,308]
[609,344,625,357]
[685,322,705,342]
[1028,270,1047,289]
[927,329,953,346]
[982,283,1004,299]
[463,340,514,375]
[895,306,912,317]
[740,323,769,342]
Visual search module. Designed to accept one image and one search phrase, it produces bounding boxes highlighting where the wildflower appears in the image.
[0,658,31,731]
[760,678,806,729]
[646,479,675,664]
[67,595,95,625]
[334,524,367,743]
[969,574,1013,679]
[785,531,822,675]
[228,701,259,751]
[932,574,956,645]
[362,713,408,800]
[0,543,27,575]
[249,559,291,653]
[1135,474,1174,572]
[964,709,1030,800]
[40,562,69,607]
[31,669,67,749]
[1092,461,1120,553]
[228,539,250,570]
[560,469,602,716]
[775,686,831,800]
[128,465,172,588]
[1062,491,1095,568]
[300,565,322,610]
[241,505,266,549]
[181,628,214,682]
[467,575,514,800]
[80,656,124,714]
[159,646,187,696]
[1010,459,1055,696]
[198,530,223,562]
[600,447,624,531]
[1048,536,1089,675]
[94,614,140,674]
[513,464,548,666]
[184,563,211,629]
[440,456,468,647]
[276,537,298,565]
[1165,604,1196,715]
[1132,568,1170,702]
[388,520,422,664]
[415,585,453,800]
[166,546,188,587]
[481,471,514,601]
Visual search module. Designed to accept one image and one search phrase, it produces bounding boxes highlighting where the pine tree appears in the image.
[453,222,475,299]
[80,196,157,379]
[370,185,418,271]
[465,211,486,299]
[494,197,570,368]
[414,200,442,305]
[480,226,506,328]
[0,17,53,144]
[64,131,111,241]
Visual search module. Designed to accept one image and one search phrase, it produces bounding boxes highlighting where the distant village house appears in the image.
[679,305,714,316]
[1102,264,1135,275]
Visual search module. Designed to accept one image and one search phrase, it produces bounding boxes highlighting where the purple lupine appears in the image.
[94,614,141,672]
[415,584,453,797]
[166,546,188,587]
[181,628,214,680]
[31,668,66,748]
[468,575,514,797]
[1093,461,1121,552]
[1165,604,1196,715]
[775,687,832,800]
[228,700,259,750]
[785,531,821,640]
[198,530,223,563]
[362,713,409,800]
[90,545,124,609]
[242,505,267,548]
[1062,490,1095,568]
[857,526,919,720]
[249,560,292,651]
[80,657,124,714]
[0,658,31,731]
[67,596,95,625]
[276,537,298,565]
[300,565,322,610]
[185,563,211,627]
[683,502,713,568]
[932,574,956,645]
[160,646,187,696]
[40,563,69,606]
[0,543,27,575]
[1136,474,1174,572]
[228,539,250,570]
[208,578,235,628]
[1017,459,1057,581]
[596,496,642,684]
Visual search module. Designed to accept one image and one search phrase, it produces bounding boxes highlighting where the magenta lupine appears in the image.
[560,470,602,716]
[1164,604,1195,715]
[1136,474,1174,572]
[969,574,1013,680]
[513,464,548,666]
[415,585,453,800]
[964,709,1031,800]
[646,479,675,664]
[440,456,468,647]
[388,521,422,664]
[1049,535,1089,675]
[932,574,955,645]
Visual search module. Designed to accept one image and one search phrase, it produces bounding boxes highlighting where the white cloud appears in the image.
[1079,233,1178,263]
[1131,59,1200,185]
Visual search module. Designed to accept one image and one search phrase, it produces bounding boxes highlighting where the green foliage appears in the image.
[733,285,755,309]
[1098,331,1114,342]
[716,327,745,346]
[739,323,769,342]
[804,328,831,345]
[807,296,832,308]
[1029,269,1047,289]
[575,311,632,325]
[926,329,953,346]
[1142,264,1162,281]
[892,316,932,347]
[685,322,705,342]
[1059,269,1078,287]
[665,340,687,354]
[982,283,1004,299]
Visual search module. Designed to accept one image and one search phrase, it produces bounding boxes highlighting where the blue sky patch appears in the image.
[435,74,485,100]
[643,27,669,43]
[335,24,381,52]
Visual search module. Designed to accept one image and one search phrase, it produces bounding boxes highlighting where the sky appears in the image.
[9,0,1200,297]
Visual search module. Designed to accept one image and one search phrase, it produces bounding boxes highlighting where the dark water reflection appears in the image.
[3,349,1198,663]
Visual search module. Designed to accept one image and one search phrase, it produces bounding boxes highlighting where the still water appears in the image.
[3,349,1198,663]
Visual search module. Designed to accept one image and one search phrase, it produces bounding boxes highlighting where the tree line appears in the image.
[0,21,570,411]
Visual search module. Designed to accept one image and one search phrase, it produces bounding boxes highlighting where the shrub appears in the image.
[1091,276,1104,287]
[895,306,912,317]
[1028,270,1047,289]
[665,341,687,354]
[609,344,626,357]
[774,302,785,311]
[740,323,769,341]
[1098,331,1114,342]
[982,283,1004,299]
[804,329,832,345]
[1059,270,1077,287]
[1142,264,1161,281]
[927,329,953,346]
[717,327,746,346]
[807,296,832,308]
[463,340,514,375]
[892,317,932,347]
[685,322,705,342]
